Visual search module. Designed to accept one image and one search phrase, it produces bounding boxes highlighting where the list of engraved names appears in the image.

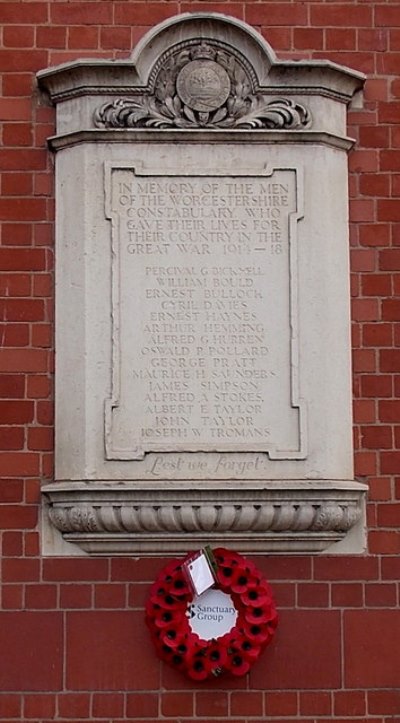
[108,169,300,456]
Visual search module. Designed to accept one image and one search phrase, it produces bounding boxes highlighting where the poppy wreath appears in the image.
[145,547,278,681]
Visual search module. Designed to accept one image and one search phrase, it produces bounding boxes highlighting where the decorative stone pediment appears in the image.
[38,14,366,555]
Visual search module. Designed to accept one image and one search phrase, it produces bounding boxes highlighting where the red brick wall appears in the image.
[1,2,400,720]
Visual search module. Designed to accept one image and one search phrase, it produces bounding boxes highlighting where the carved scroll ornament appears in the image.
[94,42,311,130]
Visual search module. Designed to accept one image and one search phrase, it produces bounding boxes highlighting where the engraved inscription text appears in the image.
[106,169,302,459]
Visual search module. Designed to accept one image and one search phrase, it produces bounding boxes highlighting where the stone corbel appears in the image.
[42,480,367,555]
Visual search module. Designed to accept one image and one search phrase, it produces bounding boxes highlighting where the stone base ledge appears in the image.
[41,480,367,555]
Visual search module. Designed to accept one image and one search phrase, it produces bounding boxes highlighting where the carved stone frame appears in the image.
[104,162,306,462]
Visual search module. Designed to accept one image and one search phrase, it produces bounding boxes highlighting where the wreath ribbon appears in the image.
[145,547,278,681]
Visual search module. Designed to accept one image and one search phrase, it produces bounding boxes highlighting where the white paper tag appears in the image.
[187,552,215,596]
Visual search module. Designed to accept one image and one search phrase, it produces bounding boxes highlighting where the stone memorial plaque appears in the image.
[105,166,304,460]
[39,13,368,555]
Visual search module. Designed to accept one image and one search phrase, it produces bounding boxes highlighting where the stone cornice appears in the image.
[37,57,365,106]
[47,129,355,152]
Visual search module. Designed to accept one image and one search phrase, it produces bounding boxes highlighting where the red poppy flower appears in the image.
[244,605,274,625]
[243,559,259,576]
[226,652,251,676]
[159,559,183,578]
[171,574,191,598]
[265,606,279,631]
[214,548,241,568]
[240,638,261,661]
[169,651,186,670]
[153,635,176,658]
[216,563,239,587]
[231,571,259,594]
[187,655,210,681]
[159,624,188,648]
[153,609,182,628]
[150,590,184,609]
[145,600,162,619]
[241,622,273,645]
[189,631,209,651]
[175,636,199,659]
[240,584,273,606]
[205,640,229,671]
[148,581,167,598]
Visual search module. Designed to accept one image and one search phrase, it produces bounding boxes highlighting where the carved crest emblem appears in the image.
[176,59,231,112]
[94,41,311,130]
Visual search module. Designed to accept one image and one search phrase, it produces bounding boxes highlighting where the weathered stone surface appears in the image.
[105,166,303,461]
[37,13,366,555]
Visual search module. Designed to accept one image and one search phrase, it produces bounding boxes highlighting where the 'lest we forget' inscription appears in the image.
[105,167,302,460]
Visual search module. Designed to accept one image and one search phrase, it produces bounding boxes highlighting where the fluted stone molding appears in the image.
[42,481,367,554]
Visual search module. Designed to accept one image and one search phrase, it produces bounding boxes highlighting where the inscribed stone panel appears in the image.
[105,166,305,460]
